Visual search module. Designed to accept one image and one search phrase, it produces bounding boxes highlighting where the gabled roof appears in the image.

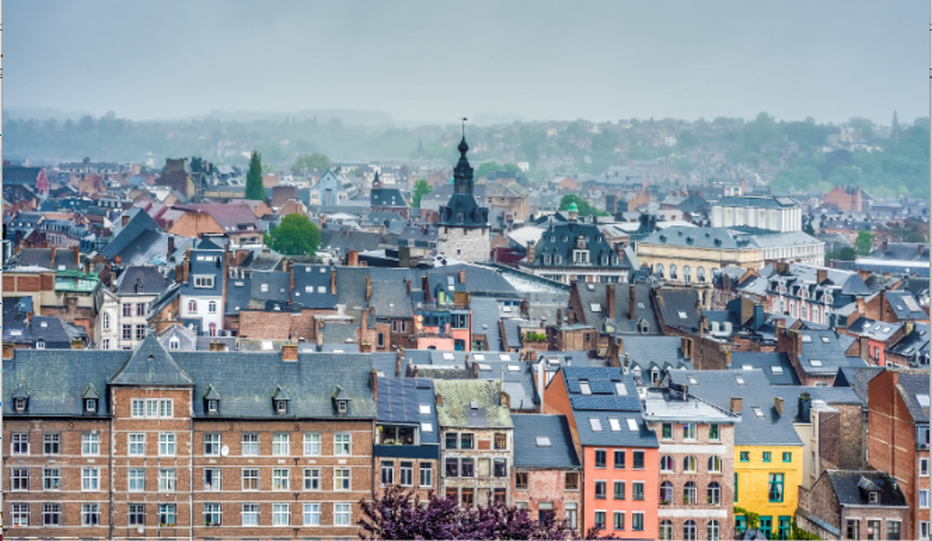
[108,334,194,386]
[115,265,174,296]
[895,370,930,423]
[729,352,800,385]
[826,470,907,507]
[433,379,512,429]
[512,415,580,469]
[833,366,885,406]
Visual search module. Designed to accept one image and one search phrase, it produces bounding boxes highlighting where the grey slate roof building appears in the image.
[375,377,440,459]
[511,415,581,469]
[433,379,512,429]
[729,352,800,386]
[572,282,662,336]
[825,470,907,507]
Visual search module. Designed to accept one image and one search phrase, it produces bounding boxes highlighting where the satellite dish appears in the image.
[220,445,229,457]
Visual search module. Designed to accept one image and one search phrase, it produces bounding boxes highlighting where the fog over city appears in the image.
[5,0,928,125]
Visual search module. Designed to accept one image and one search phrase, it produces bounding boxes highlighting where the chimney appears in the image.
[499,390,511,408]
[371,369,379,404]
[526,240,536,264]
[628,284,637,320]
[2,343,14,359]
[365,275,372,303]
[606,284,616,319]
[681,336,692,359]
[330,269,337,295]
[27,312,33,326]
[73,246,80,267]
[282,343,298,362]
[50,246,57,265]
[435,393,443,406]
[122,214,130,227]
[316,324,324,347]
[209,341,226,352]
[774,396,784,415]
[70,338,85,350]
[396,348,404,377]
[167,236,175,257]
[459,268,466,284]
[471,361,479,379]
[906,320,915,336]
[406,278,412,297]
[361,309,369,334]
[816,269,828,284]
[882,237,888,254]
[347,250,359,267]
[556,307,563,327]
[616,336,625,356]
[798,392,812,423]
[730,397,743,413]
[288,260,295,303]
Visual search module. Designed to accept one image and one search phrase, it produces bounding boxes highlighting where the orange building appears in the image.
[545,367,660,539]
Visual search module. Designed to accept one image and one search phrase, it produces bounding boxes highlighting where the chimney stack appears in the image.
[816,269,828,284]
[347,250,359,267]
[629,284,637,320]
[435,393,443,406]
[282,343,298,362]
[365,275,372,303]
[50,246,57,266]
[798,392,812,423]
[499,390,511,408]
[459,269,466,284]
[330,269,337,295]
[526,240,536,264]
[730,397,743,413]
[606,284,616,319]
[371,369,378,405]
[167,236,175,257]
[396,348,404,377]
[3,343,14,359]
[774,396,784,415]
[73,246,80,267]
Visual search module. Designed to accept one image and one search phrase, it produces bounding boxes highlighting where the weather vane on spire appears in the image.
[461,117,467,138]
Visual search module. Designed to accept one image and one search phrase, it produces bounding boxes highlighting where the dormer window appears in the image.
[169,337,180,350]
[85,399,97,412]
[272,385,290,415]
[14,397,28,412]
[207,400,219,413]
[869,491,879,503]
[276,400,288,414]
[337,400,348,413]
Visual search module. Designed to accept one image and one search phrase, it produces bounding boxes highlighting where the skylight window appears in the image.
[442,353,455,361]
[734,375,746,385]
[688,376,698,385]
[626,418,638,431]
[477,363,492,371]
[589,418,602,431]
[809,360,823,367]
[500,354,512,361]
[535,436,552,446]
[421,422,433,433]
[579,381,592,395]
[507,365,520,372]
[917,394,930,408]
[771,366,784,375]
[474,354,485,361]
[742,365,753,370]
[609,418,621,431]
[678,311,688,319]
[615,383,627,396]
[752,407,765,418]
[587,283,595,291]
[821,336,830,343]
[419,404,431,414]
[802,335,812,342]
[590,303,602,313]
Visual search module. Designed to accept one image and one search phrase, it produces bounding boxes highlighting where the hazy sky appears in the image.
[5,0,928,125]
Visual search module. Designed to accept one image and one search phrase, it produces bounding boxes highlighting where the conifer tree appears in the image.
[245,150,265,201]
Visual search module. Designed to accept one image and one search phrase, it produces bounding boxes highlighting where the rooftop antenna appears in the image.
[461,117,467,138]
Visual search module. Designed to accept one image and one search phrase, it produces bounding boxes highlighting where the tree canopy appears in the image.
[293,152,331,172]
[245,150,265,201]
[411,179,432,208]
[559,194,609,217]
[474,161,523,180]
[855,230,875,255]
[264,213,321,257]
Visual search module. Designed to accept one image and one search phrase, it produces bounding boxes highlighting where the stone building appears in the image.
[436,136,491,263]
[796,470,909,540]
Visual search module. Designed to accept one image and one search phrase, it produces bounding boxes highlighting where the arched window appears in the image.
[707,482,721,505]
[102,312,111,331]
[684,519,697,541]
[683,456,697,473]
[697,266,706,283]
[209,322,217,338]
[684,481,697,504]
[708,456,721,473]
[659,520,673,541]
[707,520,720,541]
[655,263,664,278]
[188,300,198,313]
[660,482,674,504]
[683,265,692,284]
[660,456,674,472]
[670,264,678,281]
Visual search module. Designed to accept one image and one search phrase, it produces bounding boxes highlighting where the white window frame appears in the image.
[193,275,215,288]
[273,468,291,491]
[272,433,291,456]
[128,468,146,491]
[242,433,259,456]
[304,468,321,490]
[334,432,351,455]
[159,433,176,456]
[158,468,177,492]
[242,468,259,491]
[204,432,221,455]
[304,432,321,455]
[272,503,291,526]
[334,503,351,526]
[12,432,29,455]
[82,432,100,456]
[304,502,321,526]
[82,467,100,491]
[335,467,351,491]
[242,503,260,526]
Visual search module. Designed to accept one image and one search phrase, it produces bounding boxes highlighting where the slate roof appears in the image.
[371,187,408,208]
[883,290,928,321]
[529,218,633,271]
[826,470,907,507]
[655,287,702,332]
[895,370,930,423]
[887,323,930,365]
[621,335,691,370]
[716,195,797,209]
[670,369,802,446]
[471,297,504,351]
[846,317,903,342]
[101,207,162,259]
[512,415,581,469]
[575,282,662,335]
[108,334,194,386]
[796,329,866,377]
[292,264,339,309]
[639,226,753,250]
[867,243,930,262]
[729,352,800,385]
[833,367,885,406]
[115,265,173,296]
[433,379,513,429]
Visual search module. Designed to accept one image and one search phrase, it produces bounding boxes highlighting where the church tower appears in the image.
[437,123,490,262]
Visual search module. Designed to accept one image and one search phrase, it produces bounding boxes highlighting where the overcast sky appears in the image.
[5,0,928,125]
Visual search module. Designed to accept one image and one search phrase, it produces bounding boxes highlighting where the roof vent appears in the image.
[470,401,479,410]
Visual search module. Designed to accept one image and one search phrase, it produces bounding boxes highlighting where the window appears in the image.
[273,468,291,490]
[922,458,930,476]
[565,502,578,529]
[614,450,626,469]
[128,468,145,491]
[410,460,430,491]
[131,398,172,418]
[303,503,321,526]
[159,433,176,456]
[888,521,901,540]
[381,461,395,485]
[135,324,146,340]
[846,519,859,539]
[709,423,720,441]
[445,433,458,449]
[194,275,215,288]
[660,520,673,541]
[778,517,791,540]
[515,471,529,489]
[867,520,881,540]
[661,455,674,472]
[633,481,645,500]
[923,489,930,508]
[188,300,198,313]
[684,519,697,541]
[460,458,475,477]
[400,461,414,486]
[595,480,607,499]
[660,481,674,504]
[44,432,61,455]
[208,301,217,313]
[124,303,133,317]
[494,432,507,449]
[304,468,321,490]
[708,481,721,505]
[595,449,607,468]
[708,455,722,473]
[128,503,145,526]
[304,432,321,455]
[12,467,29,490]
[242,433,259,455]
[782,451,792,463]
[242,469,259,490]
[613,511,625,530]
[921,521,929,540]
[684,455,697,473]
[461,488,475,507]
[273,503,291,526]
[129,433,146,455]
[633,450,645,469]
[136,302,147,316]
[740,451,750,462]
[102,311,111,330]
[684,481,698,504]
[204,503,222,526]
[708,519,721,541]
[43,467,61,490]
[662,423,673,439]
[760,516,773,538]
[44,503,61,526]
[565,471,579,490]
[158,468,176,491]
[683,423,697,441]
[335,468,351,490]
[272,432,291,455]
[334,503,351,526]
[460,433,474,449]
[334,432,351,455]
[763,451,772,462]
[168,337,179,350]
[12,432,29,454]
[631,511,644,531]
[204,468,221,490]
[83,467,100,491]
[768,473,784,502]
[614,480,626,500]
[594,511,606,530]
[446,457,459,477]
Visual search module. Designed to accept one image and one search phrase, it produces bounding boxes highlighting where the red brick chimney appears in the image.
[73,246,80,267]
[365,275,372,303]
[526,240,536,264]
[628,284,637,320]
[282,343,298,362]
[371,369,378,404]
[816,269,828,284]
[50,246,57,265]
[774,396,784,415]
[606,284,616,319]
[459,269,466,284]
[330,269,337,295]
[730,397,743,413]
[347,250,359,267]
[3,343,14,359]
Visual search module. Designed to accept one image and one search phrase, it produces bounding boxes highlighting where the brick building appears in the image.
[797,470,909,540]
[3,336,376,538]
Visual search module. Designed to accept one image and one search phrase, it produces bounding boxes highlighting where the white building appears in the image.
[712,196,802,232]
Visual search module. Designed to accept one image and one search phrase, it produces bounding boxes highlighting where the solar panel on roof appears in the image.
[566,379,581,394]
[589,379,615,394]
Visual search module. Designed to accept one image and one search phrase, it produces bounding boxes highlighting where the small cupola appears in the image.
[82,383,100,414]
[331,385,351,415]
[12,384,29,413]
[272,385,290,415]
[204,384,222,415]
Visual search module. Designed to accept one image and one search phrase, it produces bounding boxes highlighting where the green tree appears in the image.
[847,117,873,141]
[411,179,432,208]
[804,221,816,236]
[245,150,265,201]
[474,162,522,180]
[264,214,321,257]
[293,152,331,172]
[855,230,875,255]
[558,194,609,217]
[783,120,827,152]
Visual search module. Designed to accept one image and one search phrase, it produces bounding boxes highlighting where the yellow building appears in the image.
[734,444,804,539]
